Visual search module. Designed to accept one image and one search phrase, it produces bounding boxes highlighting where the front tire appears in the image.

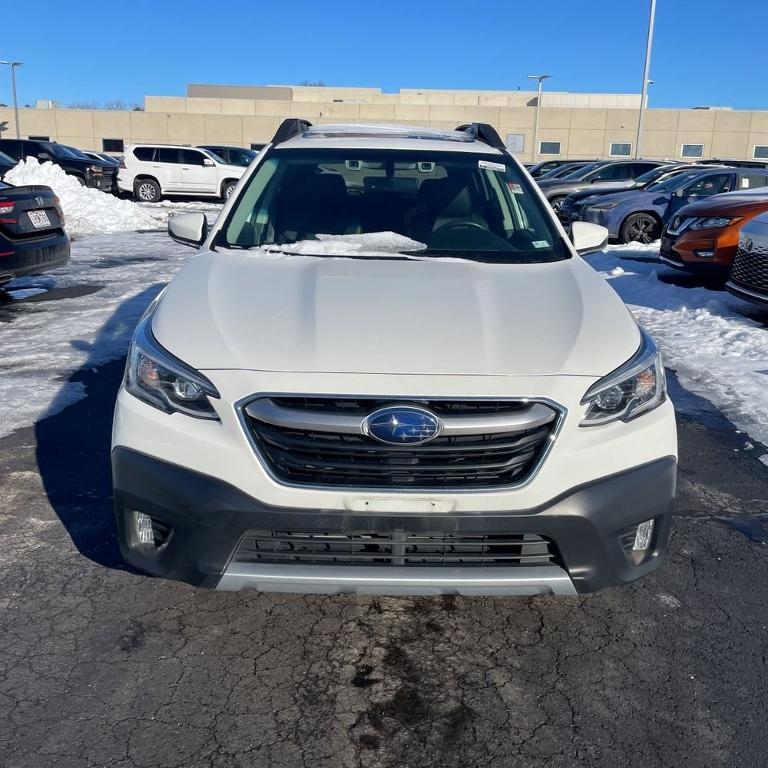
[134,178,161,203]
[620,212,660,244]
[222,180,237,200]
[549,195,566,213]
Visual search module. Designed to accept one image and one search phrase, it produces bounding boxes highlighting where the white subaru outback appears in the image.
[112,120,677,596]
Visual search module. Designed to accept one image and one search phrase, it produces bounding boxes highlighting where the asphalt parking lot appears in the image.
[1,285,768,767]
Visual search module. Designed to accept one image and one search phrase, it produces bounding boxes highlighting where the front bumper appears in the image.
[582,207,619,239]
[113,447,677,595]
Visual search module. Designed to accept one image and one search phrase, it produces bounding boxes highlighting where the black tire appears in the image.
[620,212,661,244]
[134,178,161,203]
[222,180,237,200]
[549,195,566,213]
[74,175,87,187]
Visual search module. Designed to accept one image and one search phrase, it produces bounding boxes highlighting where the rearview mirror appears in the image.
[571,221,608,256]
[168,212,208,248]
[675,188,685,198]
[203,158,215,167]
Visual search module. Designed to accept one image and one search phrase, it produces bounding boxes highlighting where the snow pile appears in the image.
[5,157,163,236]
[588,243,768,446]
[260,231,427,258]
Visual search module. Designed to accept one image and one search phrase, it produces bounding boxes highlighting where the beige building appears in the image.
[2,83,768,164]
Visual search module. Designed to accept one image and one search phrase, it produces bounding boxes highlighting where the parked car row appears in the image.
[0,139,260,202]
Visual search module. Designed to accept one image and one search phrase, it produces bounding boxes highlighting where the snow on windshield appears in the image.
[258,231,427,258]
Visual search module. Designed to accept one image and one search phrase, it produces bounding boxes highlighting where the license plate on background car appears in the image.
[28,210,51,229]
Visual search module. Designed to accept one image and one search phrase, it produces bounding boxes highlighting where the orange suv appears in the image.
[660,189,768,276]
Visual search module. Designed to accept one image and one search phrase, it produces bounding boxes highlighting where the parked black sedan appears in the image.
[536,159,667,212]
[0,181,70,286]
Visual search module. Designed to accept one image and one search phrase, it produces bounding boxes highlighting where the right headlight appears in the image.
[580,329,666,426]
[591,201,620,210]
[125,308,220,420]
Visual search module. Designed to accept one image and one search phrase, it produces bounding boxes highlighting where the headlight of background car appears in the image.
[592,201,620,210]
[689,216,741,230]
[125,309,220,420]
[580,329,666,426]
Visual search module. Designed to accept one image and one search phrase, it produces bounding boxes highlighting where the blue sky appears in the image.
[1,0,766,110]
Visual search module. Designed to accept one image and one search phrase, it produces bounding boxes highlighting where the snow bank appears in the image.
[588,243,768,446]
[5,158,163,236]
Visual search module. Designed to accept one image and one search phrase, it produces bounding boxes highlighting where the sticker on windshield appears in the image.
[508,183,523,194]
[478,160,506,173]
[532,240,550,249]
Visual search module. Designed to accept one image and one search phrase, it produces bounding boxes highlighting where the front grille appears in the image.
[234,530,557,567]
[242,397,560,489]
[730,239,768,291]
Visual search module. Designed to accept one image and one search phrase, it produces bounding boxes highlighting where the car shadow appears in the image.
[34,285,162,571]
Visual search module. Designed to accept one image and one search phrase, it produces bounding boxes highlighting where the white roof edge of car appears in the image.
[275,122,506,155]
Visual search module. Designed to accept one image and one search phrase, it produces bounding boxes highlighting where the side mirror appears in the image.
[203,158,215,167]
[168,212,208,248]
[571,221,608,256]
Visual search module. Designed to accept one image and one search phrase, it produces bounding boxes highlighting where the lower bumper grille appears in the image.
[234,530,557,567]
[242,397,560,489]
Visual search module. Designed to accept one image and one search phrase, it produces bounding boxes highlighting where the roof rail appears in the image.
[454,123,506,151]
[271,118,313,146]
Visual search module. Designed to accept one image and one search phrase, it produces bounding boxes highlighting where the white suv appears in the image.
[112,120,677,596]
[118,144,246,202]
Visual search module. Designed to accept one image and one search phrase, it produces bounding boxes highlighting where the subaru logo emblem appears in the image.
[363,405,442,445]
[746,238,754,252]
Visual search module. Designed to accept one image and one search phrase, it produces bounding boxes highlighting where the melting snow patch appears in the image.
[5,158,163,236]
[587,244,768,447]
[260,231,427,258]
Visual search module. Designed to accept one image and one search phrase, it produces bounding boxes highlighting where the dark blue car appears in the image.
[580,167,768,243]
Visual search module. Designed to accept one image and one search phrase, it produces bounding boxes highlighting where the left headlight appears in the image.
[689,216,741,230]
[580,329,666,426]
[591,201,620,210]
[125,309,220,420]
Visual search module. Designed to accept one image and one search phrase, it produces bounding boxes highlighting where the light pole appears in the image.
[635,0,656,158]
[528,74,551,162]
[0,60,22,139]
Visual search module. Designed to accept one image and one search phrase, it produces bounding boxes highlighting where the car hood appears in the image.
[569,181,638,202]
[151,249,640,377]
[675,193,768,218]
[585,189,667,207]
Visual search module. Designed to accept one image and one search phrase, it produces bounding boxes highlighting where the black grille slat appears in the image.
[244,397,557,489]
[235,530,557,567]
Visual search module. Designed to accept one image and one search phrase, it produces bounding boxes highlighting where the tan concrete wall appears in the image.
[2,101,767,163]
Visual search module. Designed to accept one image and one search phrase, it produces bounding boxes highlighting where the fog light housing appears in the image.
[134,511,155,545]
[625,519,655,565]
[694,249,715,258]
[130,510,172,551]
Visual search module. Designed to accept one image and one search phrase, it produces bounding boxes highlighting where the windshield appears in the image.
[635,166,674,185]
[220,149,568,262]
[558,162,604,181]
[50,144,82,160]
[0,150,14,164]
[646,170,703,192]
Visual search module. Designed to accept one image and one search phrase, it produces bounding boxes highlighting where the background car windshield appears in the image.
[50,144,80,159]
[559,162,603,180]
[222,149,568,262]
[647,170,702,191]
[0,151,13,164]
[635,166,673,185]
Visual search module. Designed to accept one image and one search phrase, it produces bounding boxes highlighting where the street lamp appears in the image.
[0,60,22,139]
[528,74,551,162]
[635,0,656,158]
